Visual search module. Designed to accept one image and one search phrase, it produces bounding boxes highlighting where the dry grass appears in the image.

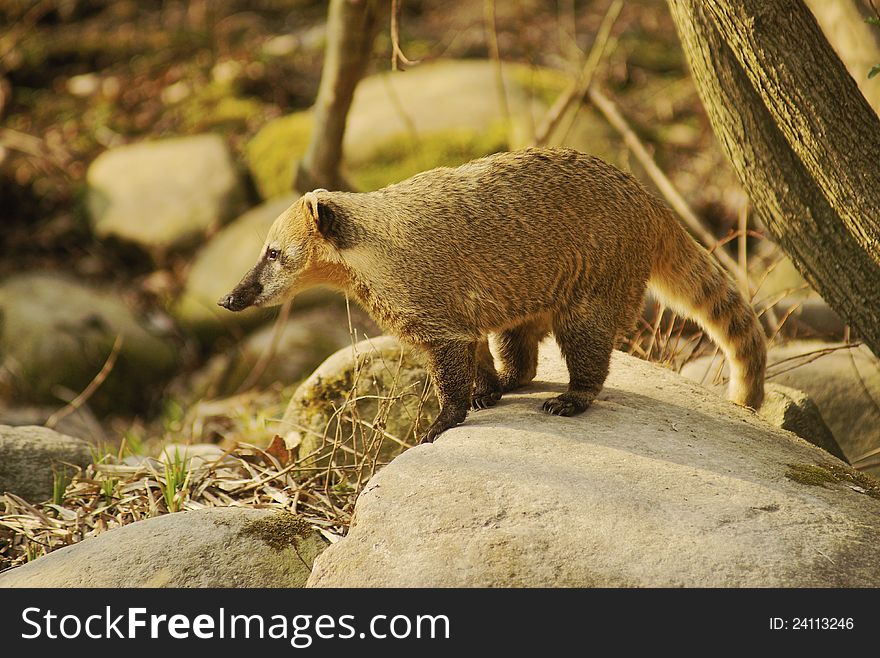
[0,443,333,570]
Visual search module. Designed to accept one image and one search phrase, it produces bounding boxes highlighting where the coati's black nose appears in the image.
[218,294,237,310]
[218,280,262,312]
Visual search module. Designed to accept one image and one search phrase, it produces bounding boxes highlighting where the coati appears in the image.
[220,148,766,443]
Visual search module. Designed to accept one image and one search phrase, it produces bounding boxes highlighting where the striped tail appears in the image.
[648,213,766,409]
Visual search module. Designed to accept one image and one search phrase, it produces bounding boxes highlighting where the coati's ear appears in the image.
[302,191,348,246]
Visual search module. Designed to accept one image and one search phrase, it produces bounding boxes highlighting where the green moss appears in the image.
[298,371,355,415]
[785,463,880,499]
[241,511,312,551]
[158,80,265,135]
[507,66,570,106]
[246,111,314,199]
[348,123,509,191]
[785,463,837,487]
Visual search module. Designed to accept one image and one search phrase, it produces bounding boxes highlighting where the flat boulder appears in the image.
[87,134,245,254]
[0,425,92,502]
[0,507,327,587]
[307,344,880,587]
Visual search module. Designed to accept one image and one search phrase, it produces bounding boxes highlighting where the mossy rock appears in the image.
[246,59,619,198]
[0,273,178,414]
[246,112,313,199]
[347,124,508,192]
[0,508,327,587]
[280,336,438,469]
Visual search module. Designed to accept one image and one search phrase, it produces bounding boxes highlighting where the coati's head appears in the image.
[218,190,347,312]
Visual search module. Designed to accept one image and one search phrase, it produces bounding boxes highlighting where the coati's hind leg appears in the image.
[472,337,502,410]
[495,316,550,392]
[543,304,614,416]
[419,340,475,443]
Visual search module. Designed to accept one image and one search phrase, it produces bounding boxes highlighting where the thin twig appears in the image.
[484,0,511,141]
[390,0,418,71]
[46,335,123,430]
[534,0,623,146]
[237,299,292,393]
[737,201,749,293]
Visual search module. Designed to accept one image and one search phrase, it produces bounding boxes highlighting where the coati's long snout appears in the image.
[218,267,263,312]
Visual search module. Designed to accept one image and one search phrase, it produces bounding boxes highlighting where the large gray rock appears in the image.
[307,345,880,587]
[87,134,245,254]
[281,336,437,466]
[682,341,880,476]
[174,195,334,334]
[0,425,92,502]
[0,507,327,587]
[0,273,178,414]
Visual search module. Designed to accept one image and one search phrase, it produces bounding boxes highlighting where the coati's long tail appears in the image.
[648,212,766,409]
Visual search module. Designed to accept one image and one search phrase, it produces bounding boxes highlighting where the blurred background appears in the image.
[0,1,878,555]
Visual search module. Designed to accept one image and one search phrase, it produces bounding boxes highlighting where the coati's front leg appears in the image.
[419,340,476,443]
[472,338,502,410]
[543,306,614,416]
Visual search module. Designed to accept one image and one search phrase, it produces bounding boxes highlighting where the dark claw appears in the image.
[419,430,438,444]
[417,407,468,443]
[542,396,582,416]
[471,390,502,410]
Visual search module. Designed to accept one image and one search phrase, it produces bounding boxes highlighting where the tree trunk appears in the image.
[294,0,383,192]
[667,0,880,357]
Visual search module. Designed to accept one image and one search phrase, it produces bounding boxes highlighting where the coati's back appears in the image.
[334,149,662,330]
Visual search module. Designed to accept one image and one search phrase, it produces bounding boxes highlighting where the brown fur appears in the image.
[220,148,766,443]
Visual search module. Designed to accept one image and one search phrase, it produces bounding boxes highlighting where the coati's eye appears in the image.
[267,248,279,261]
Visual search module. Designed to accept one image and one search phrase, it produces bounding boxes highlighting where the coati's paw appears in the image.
[542,393,592,416]
[418,408,468,443]
[471,388,502,410]
[418,426,442,444]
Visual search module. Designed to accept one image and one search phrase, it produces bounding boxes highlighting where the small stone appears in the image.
[0,425,92,502]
